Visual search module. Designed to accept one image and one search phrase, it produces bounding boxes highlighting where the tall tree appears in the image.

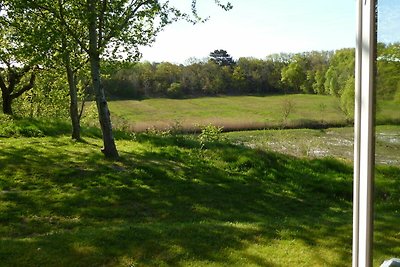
[377,43,400,100]
[209,49,235,67]
[62,39,87,140]
[281,55,308,93]
[3,0,88,139]
[324,48,355,96]
[11,0,232,158]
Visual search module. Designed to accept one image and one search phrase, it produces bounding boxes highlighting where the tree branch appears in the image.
[98,0,107,49]
[78,95,86,120]
[72,58,90,73]
[102,0,154,47]
[10,72,36,99]
[27,1,89,54]
[57,0,90,53]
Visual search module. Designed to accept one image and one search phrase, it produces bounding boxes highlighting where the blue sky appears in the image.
[378,0,400,44]
[140,0,399,63]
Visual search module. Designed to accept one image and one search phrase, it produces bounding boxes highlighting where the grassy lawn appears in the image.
[101,95,399,132]
[1,119,399,266]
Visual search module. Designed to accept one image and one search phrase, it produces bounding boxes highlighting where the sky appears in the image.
[140,0,400,64]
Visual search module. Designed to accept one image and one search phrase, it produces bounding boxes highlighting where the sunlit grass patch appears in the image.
[0,120,399,266]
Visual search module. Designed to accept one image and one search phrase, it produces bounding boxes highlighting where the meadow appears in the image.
[103,94,399,132]
[0,114,399,266]
[105,95,346,132]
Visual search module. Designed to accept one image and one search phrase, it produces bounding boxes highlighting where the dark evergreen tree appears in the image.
[209,49,235,67]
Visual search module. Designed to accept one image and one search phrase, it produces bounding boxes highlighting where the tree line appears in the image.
[103,45,400,110]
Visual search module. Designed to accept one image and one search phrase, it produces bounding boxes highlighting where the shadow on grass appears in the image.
[0,116,140,143]
[0,134,398,266]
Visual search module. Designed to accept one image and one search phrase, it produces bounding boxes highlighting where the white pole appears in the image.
[353,0,376,266]
[352,0,362,265]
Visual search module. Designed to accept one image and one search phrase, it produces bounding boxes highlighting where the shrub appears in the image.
[0,116,44,137]
[281,98,296,126]
[198,123,224,149]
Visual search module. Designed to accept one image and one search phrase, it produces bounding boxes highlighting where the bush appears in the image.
[0,116,44,137]
[198,124,224,149]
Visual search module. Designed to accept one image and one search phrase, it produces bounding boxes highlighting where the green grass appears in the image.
[101,95,399,132]
[0,119,399,266]
[105,95,348,132]
[376,100,400,124]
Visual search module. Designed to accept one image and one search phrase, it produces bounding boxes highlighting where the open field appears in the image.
[106,95,346,132]
[0,118,399,266]
[102,95,399,132]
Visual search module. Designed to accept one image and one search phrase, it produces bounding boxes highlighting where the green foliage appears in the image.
[0,115,39,137]
[0,114,72,137]
[154,62,182,95]
[13,71,69,119]
[180,62,203,94]
[394,84,400,103]
[94,46,399,101]
[98,50,338,99]
[200,61,228,95]
[209,49,235,67]
[339,78,355,120]
[198,123,224,148]
[103,61,155,98]
[4,0,233,158]
[281,56,308,92]
[233,57,273,94]
[231,65,247,92]
[167,82,183,98]
[0,21,39,115]
[312,70,327,94]
[80,102,99,127]
[377,43,400,100]
[377,60,400,99]
[324,48,355,97]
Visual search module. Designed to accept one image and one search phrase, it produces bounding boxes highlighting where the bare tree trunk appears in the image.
[64,47,81,140]
[88,0,119,159]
